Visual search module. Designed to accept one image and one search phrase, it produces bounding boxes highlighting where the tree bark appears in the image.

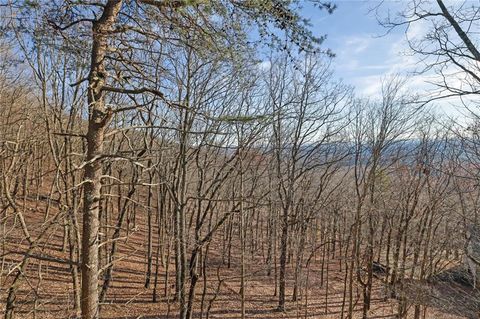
[81,2,122,318]
[278,205,289,311]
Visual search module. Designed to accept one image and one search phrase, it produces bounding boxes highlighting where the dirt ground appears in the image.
[0,197,476,319]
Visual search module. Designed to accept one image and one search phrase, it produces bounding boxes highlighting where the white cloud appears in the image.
[405,18,429,41]
[344,36,372,54]
[256,60,271,70]
[352,74,383,97]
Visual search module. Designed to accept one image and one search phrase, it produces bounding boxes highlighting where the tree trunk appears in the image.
[82,2,122,318]
[278,206,289,311]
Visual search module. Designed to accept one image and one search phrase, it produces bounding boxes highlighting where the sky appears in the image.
[305,1,406,96]
[301,0,467,120]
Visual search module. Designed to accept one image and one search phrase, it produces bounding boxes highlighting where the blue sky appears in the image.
[300,1,466,119]
[303,1,413,95]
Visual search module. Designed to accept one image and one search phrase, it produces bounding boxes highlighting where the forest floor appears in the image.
[0,196,477,319]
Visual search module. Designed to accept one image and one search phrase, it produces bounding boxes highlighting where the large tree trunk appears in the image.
[81,2,122,318]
